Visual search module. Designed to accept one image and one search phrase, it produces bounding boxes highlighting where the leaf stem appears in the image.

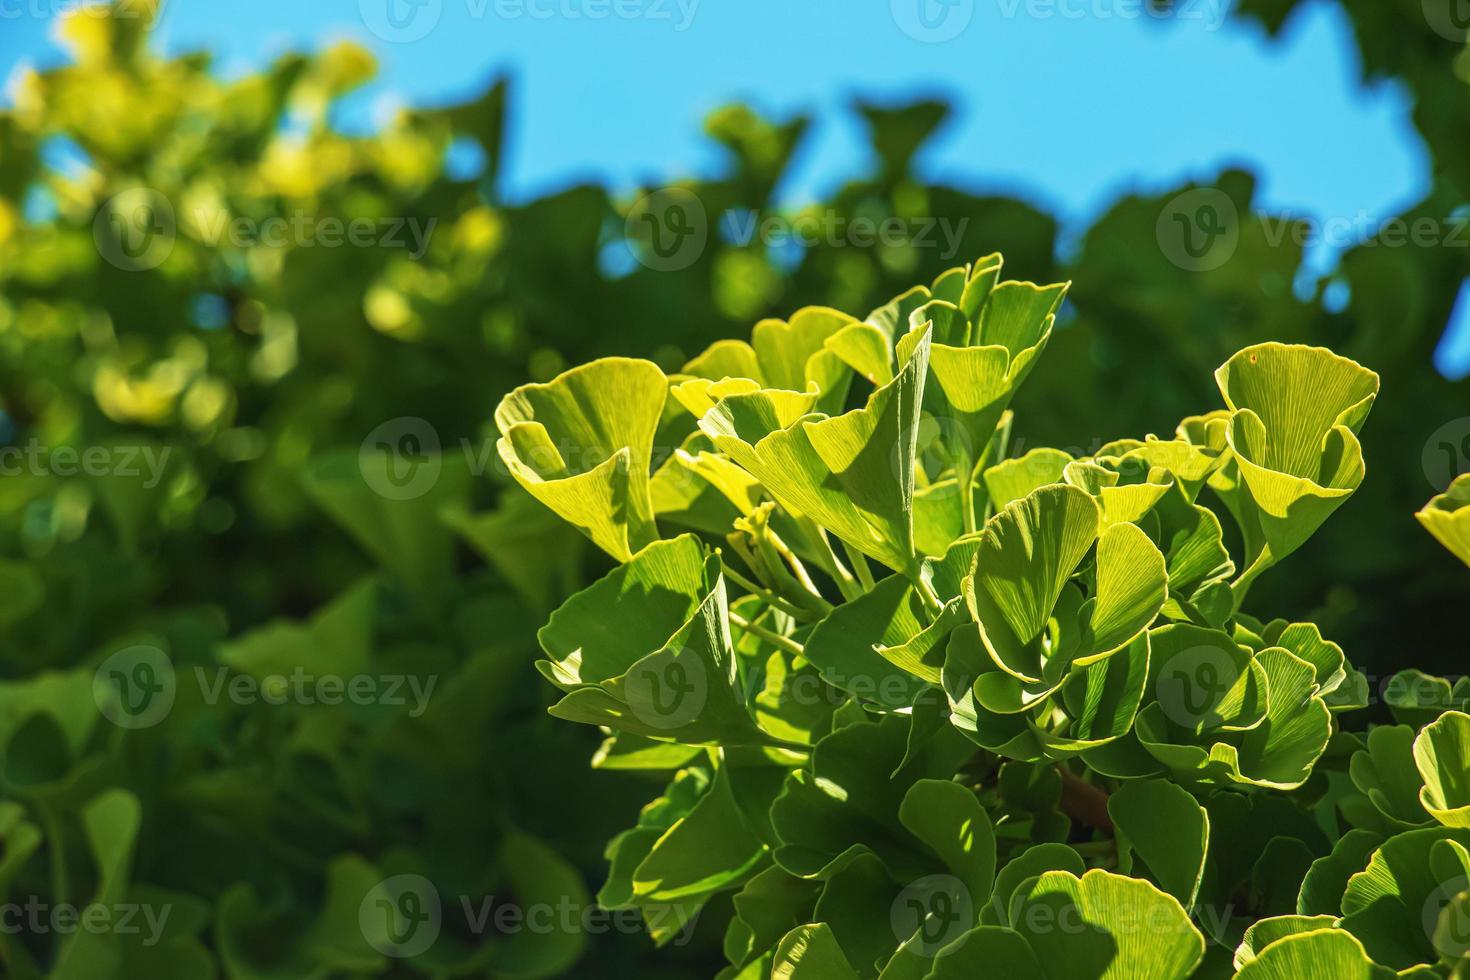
[1229,549,1274,612]
[840,540,876,592]
[957,448,979,535]
[813,531,865,603]
[730,611,806,658]
[755,530,834,614]
[718,557,817,621]
[914,574,944,615]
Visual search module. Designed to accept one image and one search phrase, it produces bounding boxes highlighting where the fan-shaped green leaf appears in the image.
[1234,928,1394,980]
[1108,779,1209,908]
[495,357,668,561]
[1418,474,1470,568]
[1415,711,1470,828]
[1010,870,1205,980]
[967,484,1100,683]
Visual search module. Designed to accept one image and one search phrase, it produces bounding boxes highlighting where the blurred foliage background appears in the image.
[0,1,1467,976]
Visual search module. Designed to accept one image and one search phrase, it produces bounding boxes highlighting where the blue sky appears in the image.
[4,0,1467,371]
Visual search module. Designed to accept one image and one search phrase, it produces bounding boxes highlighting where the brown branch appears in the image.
[1057,765,1114,833]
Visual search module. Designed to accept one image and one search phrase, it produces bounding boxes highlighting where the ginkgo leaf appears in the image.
[865,254,1003,338]
[1348,725,1433,831]
[538,534,708,687]
[1297,829,1383,916]
[1213,344,1379,578]
[1383,669,1470,728]
[669,375,764,419]
[1214,344,1380,474]
[702,328,933,580]
[1234,928,1395,979]
[802,574,932,709]
[1009,870,1205,980]
[1071,521,1168,666]
[495,357,668,561]
[1143,623,1264,737]
[1339,827,1470,970]
[683,337,763,384]
[983,448,1073,511]
[824,321,894,387]
[983,843,1085,925]
[1063,458,1172,530]
[771,923,862,980]
[1100,437,1224,502]
[1414,711,1470,828]
[631,759,768,904]
[1235,915,1342,969]
[1147,483,1235,614]
[1108,779,1209,909]
[1032,632,1149,757]
[753,307,856,415]
[922,925,1045,979]
[898,779,996,904]
[1233,648,1335,788]
[1417,474,1470,568]
[769,713,972,880]
[966,484,1100,683]
[537,535,767,745]
[1226,408,1365,569]
[1266,621,1348,700]
[942,624,1047,761]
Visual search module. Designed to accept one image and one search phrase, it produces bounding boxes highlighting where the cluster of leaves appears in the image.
[508,251,1470,978]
